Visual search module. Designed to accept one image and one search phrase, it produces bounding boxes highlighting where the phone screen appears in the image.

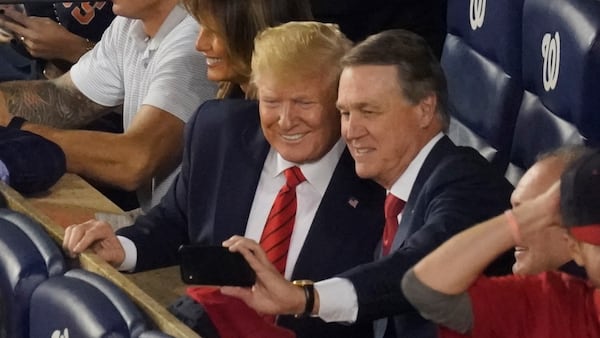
[178,245,256,287]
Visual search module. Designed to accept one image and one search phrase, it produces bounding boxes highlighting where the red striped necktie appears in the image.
[260,166,306,275]
[382,193,405,256]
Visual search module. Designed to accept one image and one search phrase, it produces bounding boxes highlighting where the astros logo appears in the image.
[61,2,107,25]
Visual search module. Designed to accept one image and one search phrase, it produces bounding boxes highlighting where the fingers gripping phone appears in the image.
[0,5,25,42]
[179,245,256,287]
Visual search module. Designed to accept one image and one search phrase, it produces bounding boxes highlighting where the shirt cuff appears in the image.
[116,235,137,272]
[314,277,358,322]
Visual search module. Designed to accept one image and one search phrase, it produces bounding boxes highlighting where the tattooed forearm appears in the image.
[0,76,109,128]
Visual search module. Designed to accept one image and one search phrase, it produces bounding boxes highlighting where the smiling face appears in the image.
[257,72,340,164]
[337,65,440,189]
[194,16,240,83]
[511,156,571,275]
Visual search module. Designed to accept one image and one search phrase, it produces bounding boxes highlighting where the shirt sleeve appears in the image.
[315,277,359,322]
[401,268,473,334]
[70,17,125,107]
[140,19,216,123]
[116,235,137,272]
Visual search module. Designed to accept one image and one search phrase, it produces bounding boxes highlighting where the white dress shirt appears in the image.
[244,139,345,279]
[315,133,443,322]
[118,139,346,276]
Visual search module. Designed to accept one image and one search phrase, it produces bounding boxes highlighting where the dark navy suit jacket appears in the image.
[117,99,386,338]
[339,136,514,338]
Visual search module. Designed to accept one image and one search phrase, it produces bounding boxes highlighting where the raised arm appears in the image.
[400,183,561,334]
[410,182,560,295]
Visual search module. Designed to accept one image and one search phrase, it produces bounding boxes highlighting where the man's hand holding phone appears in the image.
[0,5,84,62]
[220,236,316,316]
[0,4,26,43]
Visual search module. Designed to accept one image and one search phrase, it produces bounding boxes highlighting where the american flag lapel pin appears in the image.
[348,197,359,208]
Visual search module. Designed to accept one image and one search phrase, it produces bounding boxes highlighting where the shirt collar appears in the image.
[389,133,443,201]
[266,139,346,196]
[130,5,188,51]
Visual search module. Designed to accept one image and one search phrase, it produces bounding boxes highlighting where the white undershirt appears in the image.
[245,139,346,279]
[118,139,346,277]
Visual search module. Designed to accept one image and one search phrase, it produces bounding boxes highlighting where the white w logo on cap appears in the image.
[542,32,561,91]
[469,0,486,30]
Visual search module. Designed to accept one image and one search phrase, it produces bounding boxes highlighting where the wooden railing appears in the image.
[0,174,199,338]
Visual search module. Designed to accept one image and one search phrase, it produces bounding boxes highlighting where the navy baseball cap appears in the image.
[0,127,66,194]
[561,148,600,245]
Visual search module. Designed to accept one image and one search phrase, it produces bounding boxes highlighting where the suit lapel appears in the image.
[392,136,455,250]
[292,148,369,278]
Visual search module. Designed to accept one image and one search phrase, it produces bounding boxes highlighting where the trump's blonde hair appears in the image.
[251,21,352,95]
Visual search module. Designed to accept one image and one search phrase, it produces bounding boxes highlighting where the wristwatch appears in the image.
[292,280,315,318]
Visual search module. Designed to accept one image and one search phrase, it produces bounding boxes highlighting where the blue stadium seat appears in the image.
[443,0,525,173]
[446,0,524,77]
[29,269,153,338]
[507,0,600,181]
[0,209,66,277]
[0,209,66,338]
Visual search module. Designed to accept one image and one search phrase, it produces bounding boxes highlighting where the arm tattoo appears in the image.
[0,76,109,128]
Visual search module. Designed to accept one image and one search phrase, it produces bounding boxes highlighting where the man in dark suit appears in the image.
[63,22,385,338]
[222,29,514,338]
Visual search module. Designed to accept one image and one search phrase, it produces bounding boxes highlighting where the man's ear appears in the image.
[567,234,585,266]
[416,93,437,128]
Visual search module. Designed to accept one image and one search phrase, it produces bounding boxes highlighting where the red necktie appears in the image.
[260,166,306,275]
[382,193,405,256]
[186,167,307,329]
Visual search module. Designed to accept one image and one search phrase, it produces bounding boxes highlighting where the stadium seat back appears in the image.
[0,210,66,338]
[29,269,150,338]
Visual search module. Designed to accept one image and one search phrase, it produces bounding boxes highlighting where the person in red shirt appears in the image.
[510,146,588,278]
[402,148,600,338]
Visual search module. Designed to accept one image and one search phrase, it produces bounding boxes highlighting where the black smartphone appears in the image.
[178,244,256,287]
